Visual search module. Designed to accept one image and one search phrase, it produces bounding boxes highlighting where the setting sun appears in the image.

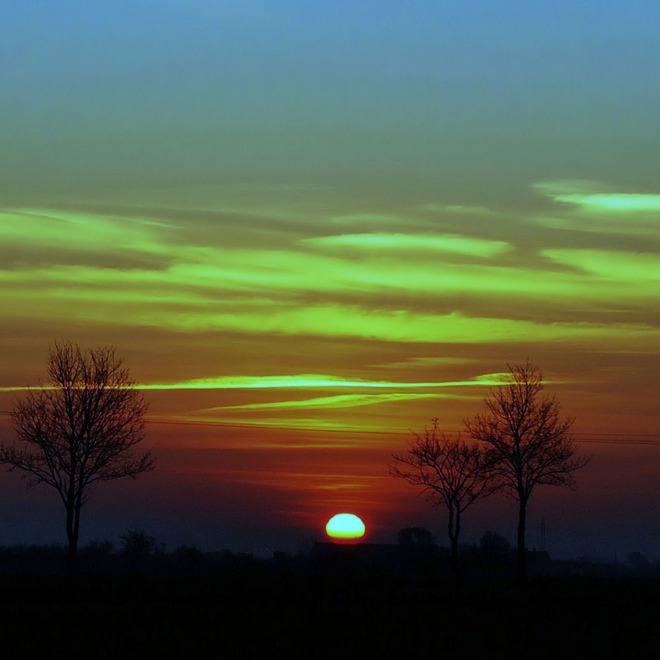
[325,513,366,542]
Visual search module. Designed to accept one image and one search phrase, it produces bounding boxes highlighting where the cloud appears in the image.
[376,356,477,369]
[155,414,390,440]
[535,180,660,213]
[302,233,512,258]
[330,213,410,227]
[543,249,660,284]
[422,203,502,217]
[200,393,441,412]
[201,468,382,492]
[2,239,649,314]
[138,371,515,391]
[130,307,659,345]
[532,180,660,239]
[0,195,656,360]
[1,270,656,346]
[0,208,176,267]
[0,371,522,393]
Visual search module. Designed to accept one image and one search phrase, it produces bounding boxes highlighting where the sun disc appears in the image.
[325,513,366,541]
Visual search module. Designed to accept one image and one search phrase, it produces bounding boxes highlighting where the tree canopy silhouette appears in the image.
[464,360,589,579]
[391,419,497,577]
[0,341,154,567]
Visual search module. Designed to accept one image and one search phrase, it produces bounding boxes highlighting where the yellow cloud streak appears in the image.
[0,281,656,347]
[195,468,382,492]
[303,233,512,258]
[535,180,660,215]
[1,201,657,352]
[0,209,173,255]
[139,372,510,391]
[0,263,601,306]
[1,237,653,306]
[0,372,560,395]
[1,203,656,322]
[198,393,450,413]
[136,307,657,345]
[543,249,660,282]
[159,414,385,436]
[1,203,652,304]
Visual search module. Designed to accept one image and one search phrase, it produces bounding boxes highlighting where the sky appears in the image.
[0,1,658,561]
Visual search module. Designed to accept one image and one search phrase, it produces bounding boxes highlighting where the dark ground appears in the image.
[2,571,660,657]
[1,545,659,658]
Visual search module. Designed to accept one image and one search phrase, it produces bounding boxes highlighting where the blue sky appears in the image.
[3,1,659,198]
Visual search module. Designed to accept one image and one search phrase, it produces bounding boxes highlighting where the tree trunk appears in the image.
[65,501,79,572]
[517,497,527,581]
[447,503,460,579]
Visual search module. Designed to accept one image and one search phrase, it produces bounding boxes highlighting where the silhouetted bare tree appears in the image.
[0,341,154,568]
[464,360,589,580]
[391,419,497,577]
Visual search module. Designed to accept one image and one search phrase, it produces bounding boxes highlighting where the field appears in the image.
[1,551,659,658]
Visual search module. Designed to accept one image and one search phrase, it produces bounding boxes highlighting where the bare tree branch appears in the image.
[464,359,590,580]
[0,340,155,568]
[391,419,498,577]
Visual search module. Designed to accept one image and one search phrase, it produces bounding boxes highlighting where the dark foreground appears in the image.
[1,559,659,658]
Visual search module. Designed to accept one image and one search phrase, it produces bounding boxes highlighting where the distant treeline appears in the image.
[0,528,657,580]
[1,531,660,657]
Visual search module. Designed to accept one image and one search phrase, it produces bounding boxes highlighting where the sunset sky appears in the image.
[0,1,658,560]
